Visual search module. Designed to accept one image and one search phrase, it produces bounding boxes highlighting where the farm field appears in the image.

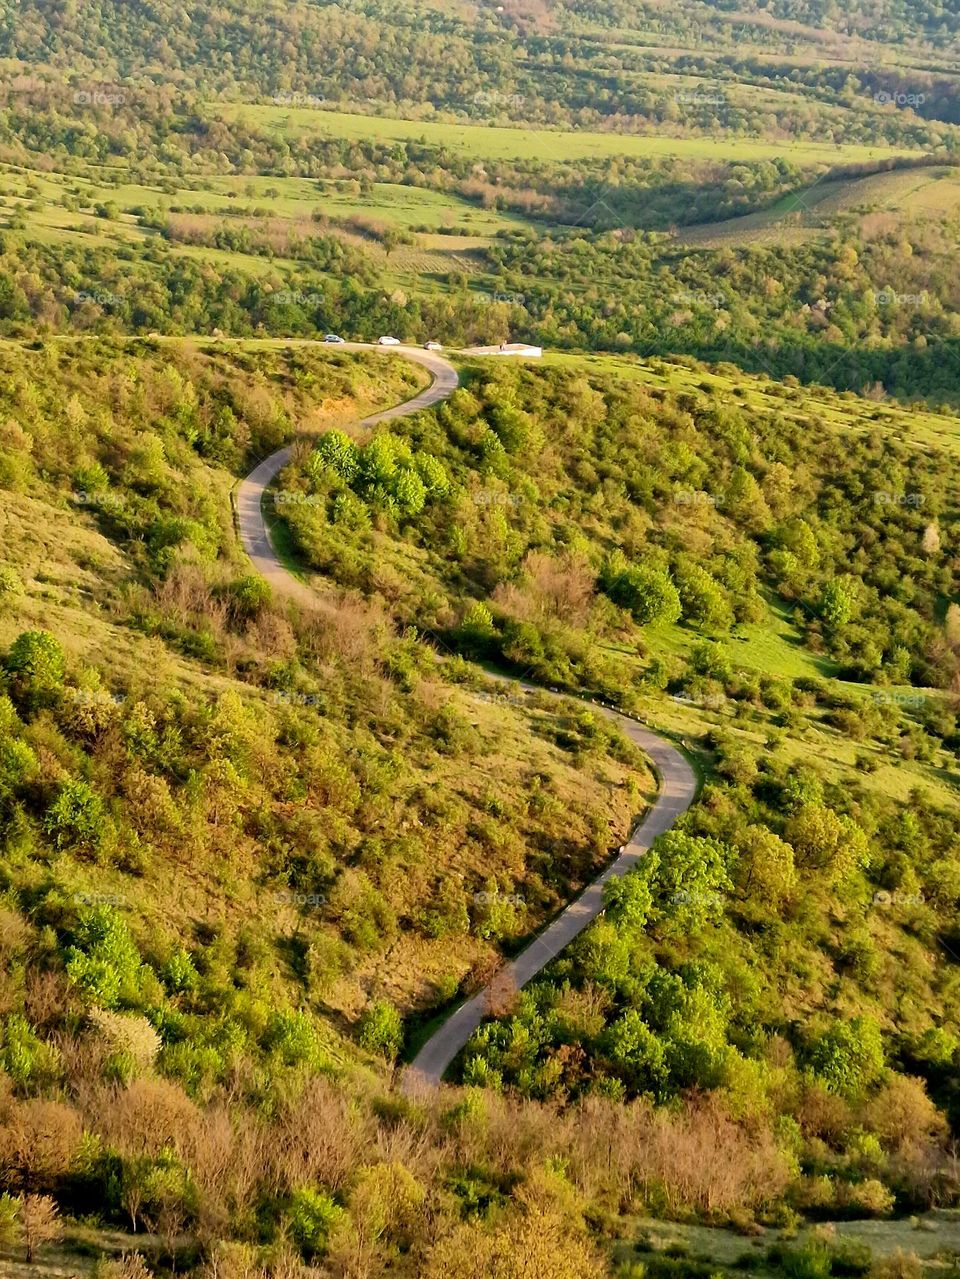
[676,165,960,247]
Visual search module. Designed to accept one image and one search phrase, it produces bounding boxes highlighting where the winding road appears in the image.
[236,342,698,1091]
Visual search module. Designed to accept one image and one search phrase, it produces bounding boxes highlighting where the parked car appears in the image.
[424,340,443,351]
[378,335,401,345]
[323,334,345,344]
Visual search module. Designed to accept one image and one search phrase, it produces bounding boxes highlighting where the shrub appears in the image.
[5,630,65,709]
[43,779,106,851]
[287,1186,344,1260]
[356,999,403,1061]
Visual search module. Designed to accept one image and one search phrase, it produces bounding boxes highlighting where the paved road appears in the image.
[236,343,458,606]
[236,341,698,1091]
[403,681,697,1092]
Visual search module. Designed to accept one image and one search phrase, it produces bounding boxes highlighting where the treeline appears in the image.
[0,0,955,143]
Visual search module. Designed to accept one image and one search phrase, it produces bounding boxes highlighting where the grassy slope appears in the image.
[0,339,652,1022]
[218,104,916,166]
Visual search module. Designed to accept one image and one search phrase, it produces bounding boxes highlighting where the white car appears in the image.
[323,334,345,344]
[424,340,443,351]
[378,335,401,345]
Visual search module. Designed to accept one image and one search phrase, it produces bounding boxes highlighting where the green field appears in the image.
[219,103,918,166]
[677,165,960,247]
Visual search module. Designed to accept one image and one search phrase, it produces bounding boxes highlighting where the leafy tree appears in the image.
[806,1017,886,1097]
[357,999,403,1061]
[64,906,146,1009]
[287,1186,344,1260]
[820,575,858,629]
[5,630,65,709]
[43,779,106,851]
[603,562,682,626]
[733,825,798,906]
[784,804,870,885]
[603,868,654,932]
[309,429,359,482]
[674,562,733,631]
[650,830,731,927]
[601,1010,668,1096]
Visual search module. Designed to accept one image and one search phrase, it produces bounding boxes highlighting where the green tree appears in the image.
[309,429,359,482]
[5,631,65,709]
[43,779,106,851]
[604,563,682,626]
[820,575,858,629]
[784,804,870,885]
[287,1186,344,1260]
[807,1017,885,1096]
[650,830,731,926]
[357,999,403,1061]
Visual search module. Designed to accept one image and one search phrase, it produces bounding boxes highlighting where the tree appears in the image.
[43,779,106,851]
[650,830,731,926]
[733,824,798,906]
[309,429,359,482]
[806,1017,885,1097]
[603,562,682,626]
[601,1010,668,1096]
[0,1194,18,1250]
[603,867,654,932]
[423,1205,605,1279]
[674,562,733,631]
[5,631,65,709]
[356,1000,403,1061]
[784,804,870,886]
[287,1186,343,1260]
[18,1194,61,1264]
[820,575,858,629]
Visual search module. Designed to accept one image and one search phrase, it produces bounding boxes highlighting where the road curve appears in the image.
[404,686,697,1092]
[236,343,458,605]
[236,341,698,1091]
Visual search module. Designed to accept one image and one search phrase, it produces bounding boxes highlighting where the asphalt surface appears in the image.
[235,341,699,1092]
[236,343,459,606]
[403,684,697,1093]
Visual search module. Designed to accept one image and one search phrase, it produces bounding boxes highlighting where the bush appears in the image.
[43,779,106,851]
[287,1186,344,1260]
[5,630,65,708]
[356,999,403,1061]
